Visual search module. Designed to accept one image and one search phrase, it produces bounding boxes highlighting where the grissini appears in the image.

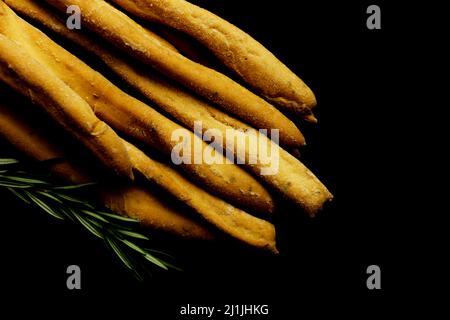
[44,0,305,148]
[0,35,133,180]
[10,0,332,216]
[124,141,277,252]
[4,0,178,53]
[0,2,275,215]
[110,0,318,121]
[0,95,214,240]
[101,185,213,240]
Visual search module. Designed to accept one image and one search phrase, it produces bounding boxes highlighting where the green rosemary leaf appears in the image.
[121,239,169,270]
[36,190,64,204]
[74,213,104,239]
[59,207,76,222]
[0,175,48,185]
[96,211,139,223]
[7,187,30,204]
[154,259,183,272]
[105,237,133,270]
[52,182,97,190]
[144,253,169,271]
[86,217,103,229]
[116,229,149,240]
[81,210,110,224]
[53,192,91,205]
[0,159,19,165]
[120,239,147,255]
[146,249,175,259]
[0,181,32,188]
[25,191,64,220]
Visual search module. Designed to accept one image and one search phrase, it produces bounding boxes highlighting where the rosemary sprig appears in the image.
[0,157,180,279]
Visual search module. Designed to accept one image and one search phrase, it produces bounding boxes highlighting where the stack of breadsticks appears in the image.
[0,0,333,253]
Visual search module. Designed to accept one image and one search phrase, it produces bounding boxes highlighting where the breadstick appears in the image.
[124,141,277,252]
[110,0,317,121]
[0,35,133,180]
[9,0,332,215]
[5,0,178,53]
[0,2,274,215]
[0,96,214,240]
[101,185,213,240]
[44,0,304,148]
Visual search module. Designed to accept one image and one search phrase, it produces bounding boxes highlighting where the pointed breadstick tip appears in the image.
[305,113,318,123]
[268,244,279,255]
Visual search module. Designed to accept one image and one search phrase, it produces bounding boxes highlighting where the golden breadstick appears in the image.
[0,35,133,180]
[111,0,317,121]
[124,141,277,252]
[0,96,213,240]
[4,0,178,53]
[100,185,213,239]
[44,0,304,148]
[9,0,332,215]
[0,2,274,215]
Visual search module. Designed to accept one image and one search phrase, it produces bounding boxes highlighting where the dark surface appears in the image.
[0,0,427,317]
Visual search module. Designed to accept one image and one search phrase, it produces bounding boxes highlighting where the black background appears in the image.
[1,0,431,317]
